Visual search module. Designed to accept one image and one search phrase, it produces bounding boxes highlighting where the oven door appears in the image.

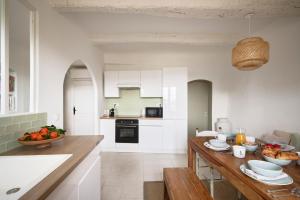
[115,125,139,143]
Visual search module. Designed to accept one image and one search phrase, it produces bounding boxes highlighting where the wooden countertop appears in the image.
[1,135,104,200]
[100,115,163,120]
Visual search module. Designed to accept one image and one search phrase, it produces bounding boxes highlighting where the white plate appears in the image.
[204,142,230,151]
[240,164,293,186]
[280,144,295,152]
[209,139,228,148]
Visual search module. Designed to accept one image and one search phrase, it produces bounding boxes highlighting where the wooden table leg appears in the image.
[209,166,214,198]
[164,181,170,200]
[188,141,196,172]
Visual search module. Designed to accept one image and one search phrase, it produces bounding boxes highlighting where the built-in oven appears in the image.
[115,119,139,143]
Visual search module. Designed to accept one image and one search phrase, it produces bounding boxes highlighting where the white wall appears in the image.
[228,17,300,137]
[28,0,104,131]
[104,46,236,127]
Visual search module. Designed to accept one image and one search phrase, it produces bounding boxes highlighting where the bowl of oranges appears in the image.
[17,125,65,148]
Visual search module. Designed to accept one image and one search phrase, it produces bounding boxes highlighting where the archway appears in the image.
[188,80,212,137]
[63,60,97,135]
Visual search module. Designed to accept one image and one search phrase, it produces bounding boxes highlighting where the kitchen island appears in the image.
[2,135,103,200]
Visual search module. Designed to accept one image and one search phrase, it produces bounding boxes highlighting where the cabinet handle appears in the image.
[73,106,77,115]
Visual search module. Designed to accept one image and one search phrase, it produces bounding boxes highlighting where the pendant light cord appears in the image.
[246,13,254,36]
[248,14,251,36]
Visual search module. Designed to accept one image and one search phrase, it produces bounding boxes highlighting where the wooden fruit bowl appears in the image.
[18,135,64,149]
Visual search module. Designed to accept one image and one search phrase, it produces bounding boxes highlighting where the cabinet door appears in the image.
[104,71,119,97]
[163,119,187,153]
[46,145,101,200]
[140,122,163,153]
[100,119,115,151]
[118,71,140,86]
[140,70,162,97]
[163,68,187,119]
[78,156,101,200]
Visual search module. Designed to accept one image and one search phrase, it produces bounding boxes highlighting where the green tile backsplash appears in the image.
[105,89,162,116]
[0,112,47,153]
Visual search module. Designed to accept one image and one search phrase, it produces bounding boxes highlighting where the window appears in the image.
[0,0,37,114]
[0,0,4,113]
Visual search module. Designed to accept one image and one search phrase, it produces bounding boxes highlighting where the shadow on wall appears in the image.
[63,60,97,135]
[188,80,212,137]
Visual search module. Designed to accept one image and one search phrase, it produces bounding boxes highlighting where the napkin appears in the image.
[243,166,288,181]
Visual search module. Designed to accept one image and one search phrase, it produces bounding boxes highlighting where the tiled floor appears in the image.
[101,152,187,200]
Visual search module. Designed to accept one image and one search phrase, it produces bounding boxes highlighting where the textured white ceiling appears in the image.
[51,0,300,48]
[50,0,300,18]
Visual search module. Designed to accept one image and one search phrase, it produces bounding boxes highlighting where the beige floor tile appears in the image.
[101,152,188,198]
[101,185,122,200]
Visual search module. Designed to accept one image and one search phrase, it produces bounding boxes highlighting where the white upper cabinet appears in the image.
[104,71,119,97]
[140,70,162,97]
[163,67,187,119]
[118,71,140,87]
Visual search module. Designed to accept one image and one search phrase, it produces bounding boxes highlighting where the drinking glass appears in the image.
[235,128,246,145]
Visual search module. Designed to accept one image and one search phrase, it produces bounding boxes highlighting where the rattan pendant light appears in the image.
[232,14,269,71]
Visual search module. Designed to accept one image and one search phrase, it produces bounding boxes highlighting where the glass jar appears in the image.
[215,118,232,133]
[235,128,246,145]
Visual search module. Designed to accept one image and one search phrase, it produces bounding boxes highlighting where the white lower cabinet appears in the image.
[139,120,163,153]
[163,119,187,153]
[100,119,187,153]
[46,144,101,200]
[100,119,115,151]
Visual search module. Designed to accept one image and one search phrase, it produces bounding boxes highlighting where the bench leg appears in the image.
[164,182,170,200]
[210,167,214,199]
[237,191,242,200]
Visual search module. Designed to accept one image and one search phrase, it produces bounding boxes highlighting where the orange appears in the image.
[30,133,38,140]
[50,132,58,139]
[36,134,43,141]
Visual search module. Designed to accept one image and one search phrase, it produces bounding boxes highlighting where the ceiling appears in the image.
[50,0,300,50]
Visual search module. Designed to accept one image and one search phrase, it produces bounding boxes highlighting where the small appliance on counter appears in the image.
[109,108,115,117]
[145,107,163,118]
[109,104,117,117]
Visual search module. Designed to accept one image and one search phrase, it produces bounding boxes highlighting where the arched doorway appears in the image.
[188,80,212,137]
[63,61,96,135]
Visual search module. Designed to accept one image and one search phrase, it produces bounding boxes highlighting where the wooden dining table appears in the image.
[188,137,300,200]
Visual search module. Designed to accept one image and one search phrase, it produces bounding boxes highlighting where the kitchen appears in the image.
[0,0,299,200]
[100,68,187,154]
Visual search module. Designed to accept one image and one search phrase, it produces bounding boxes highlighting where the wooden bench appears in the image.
[163,168,213,200]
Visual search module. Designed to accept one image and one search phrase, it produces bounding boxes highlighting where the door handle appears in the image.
[73,106,77,115]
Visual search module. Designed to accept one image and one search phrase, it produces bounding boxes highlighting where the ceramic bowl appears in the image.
[248,160,283,177]
[242,143,258,152]
[209,139,227,148]
[263,155,292,166]
[18,135,64,149]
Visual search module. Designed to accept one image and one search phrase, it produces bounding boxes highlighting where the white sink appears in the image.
[0,154,72,200]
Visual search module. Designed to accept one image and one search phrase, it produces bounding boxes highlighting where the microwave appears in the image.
[145,107,163,118]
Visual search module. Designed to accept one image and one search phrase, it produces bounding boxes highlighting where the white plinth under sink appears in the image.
[0,154,72,200]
